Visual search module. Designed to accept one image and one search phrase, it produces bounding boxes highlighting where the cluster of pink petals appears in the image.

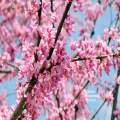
[117,76,120,85]
[114,108,120,119]
[114,0,120,9]
[0,92,11,120]
[0,0,120,120]
[104,28,119,41]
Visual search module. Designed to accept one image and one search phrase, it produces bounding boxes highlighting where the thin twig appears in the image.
[55,91,63,120]
[90,100,106,120]
[71,52,120,62]
[63,81,89,112]
[6,62,19,70]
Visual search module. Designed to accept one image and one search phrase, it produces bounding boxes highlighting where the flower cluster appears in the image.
[0,0,120,120]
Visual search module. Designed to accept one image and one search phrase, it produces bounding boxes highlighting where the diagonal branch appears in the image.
[111,68,120,120]
[63,81,89,112]
[47,1,73,60]
[90,69,120,120]
[6,62,19,70]
[9,1,119,119]
[10,1,73,120]
[55,90,63,120]
[10,1,43,119]
[90,100,106,120]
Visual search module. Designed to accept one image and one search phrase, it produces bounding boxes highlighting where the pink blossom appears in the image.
[85,3,103,21]
[0,0,120,120]
[70,41,76,51]
[104,91,114,101]
[114,0,120,9]
[114,108,120,118]
[117,76,120,85]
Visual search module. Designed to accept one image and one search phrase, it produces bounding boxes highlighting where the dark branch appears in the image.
[47,1,73,60]
[10,97,26,120]
[74,104,79,120]
[10,2,74,119]
[111,68,120,120]
[38,0,42,25]
[50,0,54,12]
[10,1,43,119]
[55,91,63,120]
[63,81,89,112]
[71,52,120,62]
[90,100,106,120]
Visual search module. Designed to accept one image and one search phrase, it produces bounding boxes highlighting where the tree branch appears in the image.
[6,62,19,70]
[50,0,54,12]
[10,1,73,119]
[47,1,73,60]
[71,52,120,62]
[63,81,89,112]
[90,69,120,120]
[74,104,79,120]
[10,1,43,119]
[10,1,120,119]
[55,91,63,120]
[90,100,106,120]
[111,68,120,120]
